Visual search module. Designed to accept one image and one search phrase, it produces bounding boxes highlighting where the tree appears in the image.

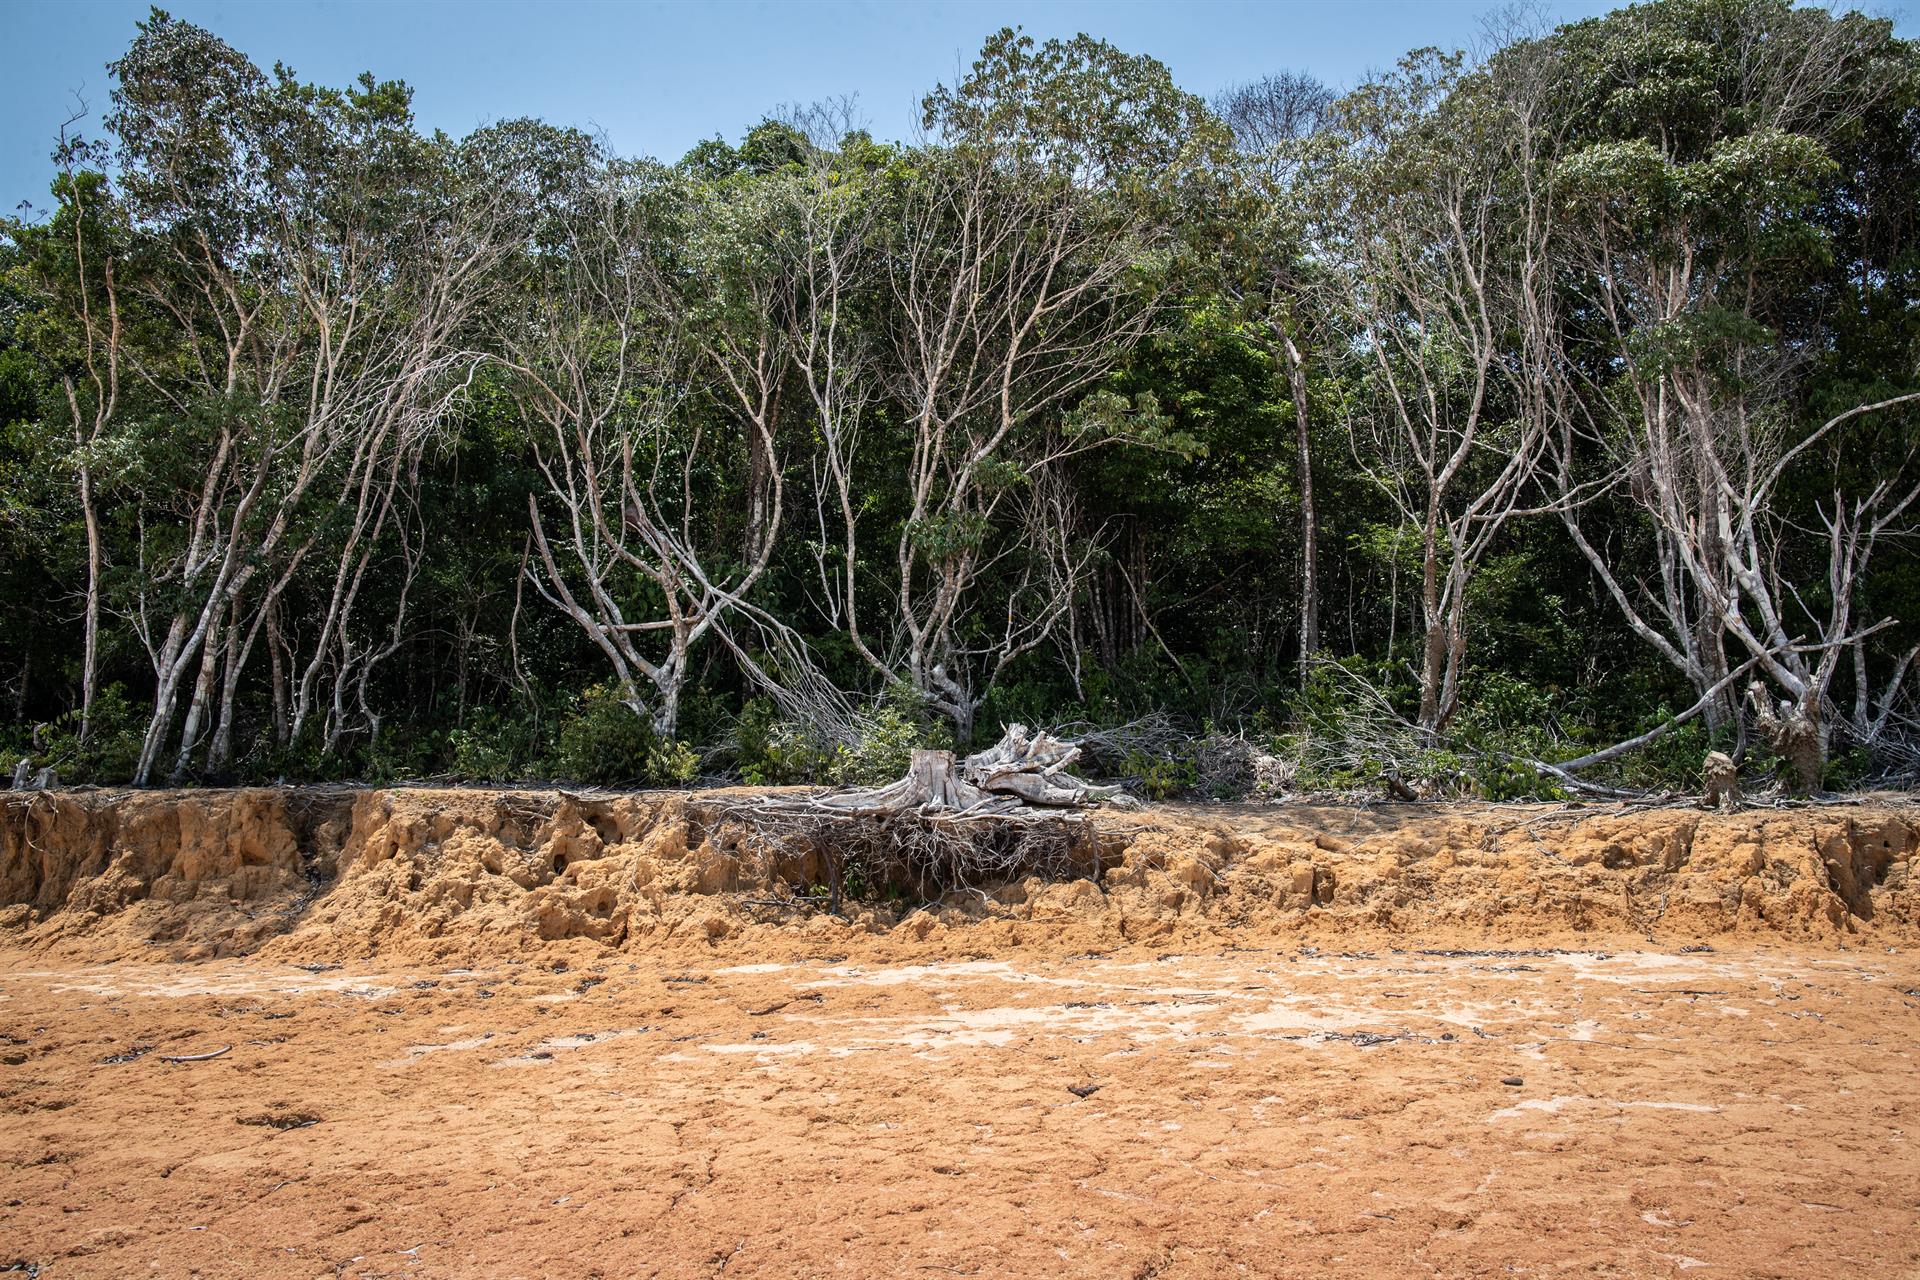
[833,30,1221,742]
[85,14,508,780]
[1302,46,1563,734]
[495,128,788,736]
[1217,71,1335,679]
[7,132,126,745]
[1541,0,1920,772]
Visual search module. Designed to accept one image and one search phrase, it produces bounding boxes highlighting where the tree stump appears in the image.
[1702,751,1741,812]
[731,725,1140,903]
[903,748,967,808]
[1747,683,1822,795]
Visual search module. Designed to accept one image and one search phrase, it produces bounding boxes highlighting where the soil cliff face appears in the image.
[1,787,1915,961]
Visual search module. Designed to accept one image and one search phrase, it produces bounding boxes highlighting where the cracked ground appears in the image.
[2,942,1917,1278]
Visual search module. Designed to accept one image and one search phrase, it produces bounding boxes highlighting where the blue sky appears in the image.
[5,0,1912,214]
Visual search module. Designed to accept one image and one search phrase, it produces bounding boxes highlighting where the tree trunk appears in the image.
[211,593,269,771]
[78,464,102,742]
[1418,620,1448,735]
[133,688,173,787]
[650,670,682,740]
[267,603,289,748]
[170,609,225,782]
[1416,529,1445,734]
[134,620,193,787]
[1281,333,1318,681]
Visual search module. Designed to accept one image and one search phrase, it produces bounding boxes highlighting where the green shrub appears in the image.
[732,697,832,784]
[357,728,444,786]
[26,684,145,784]
[830,685,951,786]
[1450,672,1571,800]
[1823,743,1872,791]
[729,686,954,787]
[549,683,696,786]
[644,738,700,786]
[448,706,547,782]
[1606,714,1722,793]
[1121,745,1198,800]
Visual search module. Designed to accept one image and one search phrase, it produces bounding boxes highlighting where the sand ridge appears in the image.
[1,788,1916,963]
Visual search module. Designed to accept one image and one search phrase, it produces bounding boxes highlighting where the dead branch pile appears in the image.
[1052,712,1187,770]
[1190,732,1296,801]
[728,724,1138,903]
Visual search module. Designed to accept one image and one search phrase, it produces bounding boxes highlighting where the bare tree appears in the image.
[1543,4,1919,768]
[798,33,1226,743]
[1305,48,1563,734]
[99,20,508,781]
[40,115,121,743]
[857,148,1169,742]
[779,117,1105,738]
[1216,72,1333,166]
[499,143,786,736]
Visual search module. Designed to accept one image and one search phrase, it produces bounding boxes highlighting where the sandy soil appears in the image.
[3,938,1918,1279]
[4,790,1919,1277]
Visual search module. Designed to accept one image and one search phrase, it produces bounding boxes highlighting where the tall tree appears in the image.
[1217,71,1335,679]
[496,128,790,736]
[93,14,506,780]
[1303,46,1563,734]
[843,29,1222,741]
[1541,0,1920,772]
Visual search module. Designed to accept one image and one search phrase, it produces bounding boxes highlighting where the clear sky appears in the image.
[5,0,1913,216]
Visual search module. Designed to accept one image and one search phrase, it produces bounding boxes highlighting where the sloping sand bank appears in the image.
[2,787,1916,960]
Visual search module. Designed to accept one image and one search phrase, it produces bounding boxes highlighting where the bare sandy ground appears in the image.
[4,938,1917,1279]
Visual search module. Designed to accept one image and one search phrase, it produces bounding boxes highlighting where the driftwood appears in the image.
[157,1045,232,1063]
[759,724,1138,822]
[731,725,1139,907]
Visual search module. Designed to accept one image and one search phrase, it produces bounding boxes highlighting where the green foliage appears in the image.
[447,708,549,783]
[731,698,832,786]
[730,687,954,787]
[551,684,696,787]
[18,685,146,785]
[830,687,954,787]
[645,739,701,787]
[923,26,1234,190]
[1448,674,1574,801]
[1120,747,1199,801]
[1,2,1916,797]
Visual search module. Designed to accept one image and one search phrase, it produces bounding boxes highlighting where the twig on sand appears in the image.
[99,1044,154,1064]
[157,1046,231,1063]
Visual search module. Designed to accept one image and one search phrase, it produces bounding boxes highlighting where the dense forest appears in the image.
[2,0,1918,799]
